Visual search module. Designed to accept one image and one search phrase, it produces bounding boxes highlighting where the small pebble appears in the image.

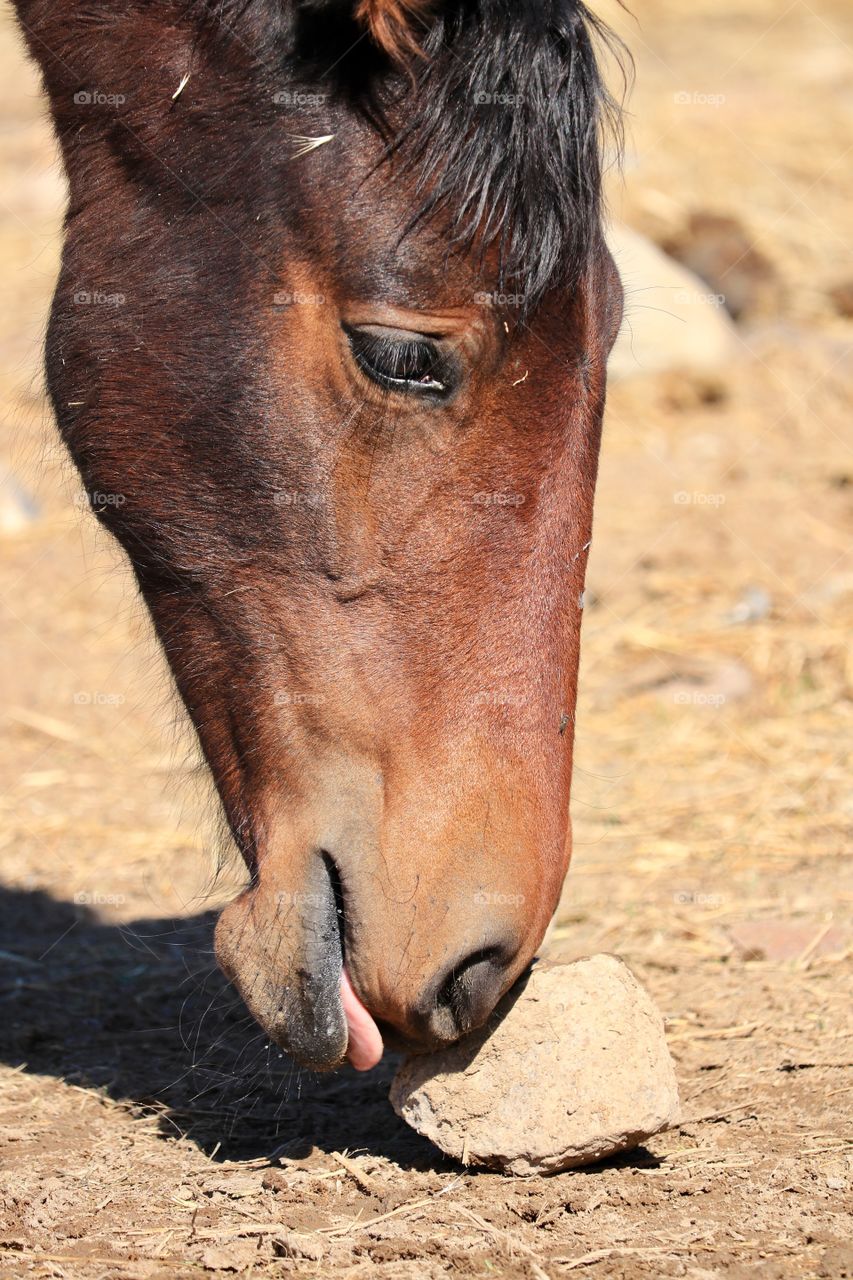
[0,465,40,537]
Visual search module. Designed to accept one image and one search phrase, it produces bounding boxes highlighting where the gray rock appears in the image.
[390,955,680,1176]
[607,223,738,382]
[724,585,772,626]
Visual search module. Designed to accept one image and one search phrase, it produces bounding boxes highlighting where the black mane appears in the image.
[394,1,626,308]
[223,0,627,310]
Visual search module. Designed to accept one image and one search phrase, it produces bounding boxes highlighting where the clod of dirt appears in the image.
[390,955,679,1176]
[828,280,853,318]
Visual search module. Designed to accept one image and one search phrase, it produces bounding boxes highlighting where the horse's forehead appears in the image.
[248,113,481,305]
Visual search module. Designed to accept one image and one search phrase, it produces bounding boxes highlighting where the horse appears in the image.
[11,0,624,1072]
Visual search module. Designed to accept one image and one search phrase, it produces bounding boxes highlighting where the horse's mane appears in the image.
[222,0,628,309]
[387,1,627,308]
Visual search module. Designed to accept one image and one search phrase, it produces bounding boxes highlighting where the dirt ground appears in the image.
[1,0,851,1276]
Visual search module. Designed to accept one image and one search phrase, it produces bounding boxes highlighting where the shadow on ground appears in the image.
[0,884,444,1170]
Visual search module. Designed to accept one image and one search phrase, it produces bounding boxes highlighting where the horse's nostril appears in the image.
[423,944,513,1043]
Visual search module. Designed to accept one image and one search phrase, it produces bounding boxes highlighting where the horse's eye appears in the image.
[344,325,453,397]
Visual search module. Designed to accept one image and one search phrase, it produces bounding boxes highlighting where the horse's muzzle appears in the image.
[214,852,383,1071]
[214,847,531,1072]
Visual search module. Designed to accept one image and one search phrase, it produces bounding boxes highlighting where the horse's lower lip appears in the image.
[340,968,384,1070]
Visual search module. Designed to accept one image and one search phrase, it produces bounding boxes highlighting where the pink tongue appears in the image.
[340,969,384,1071]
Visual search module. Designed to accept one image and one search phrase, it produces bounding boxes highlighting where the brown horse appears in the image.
[12,0,624,1071]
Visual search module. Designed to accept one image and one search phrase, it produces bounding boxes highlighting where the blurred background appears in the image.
[0,1,850,1275]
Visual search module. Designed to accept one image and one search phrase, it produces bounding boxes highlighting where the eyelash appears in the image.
[344,326,452,397]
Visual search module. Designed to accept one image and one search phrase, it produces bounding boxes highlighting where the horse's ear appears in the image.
[354,0,435,63]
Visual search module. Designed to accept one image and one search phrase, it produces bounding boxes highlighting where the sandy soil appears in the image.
[0,1,851,1276]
